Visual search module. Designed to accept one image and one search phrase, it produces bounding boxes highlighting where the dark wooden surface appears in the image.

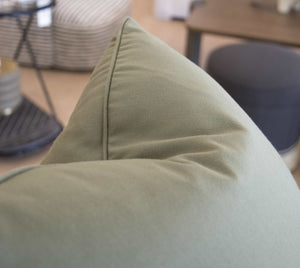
[186,0,300,47]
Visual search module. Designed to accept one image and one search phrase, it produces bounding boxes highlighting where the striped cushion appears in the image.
[0,16,54,68]
[0,0,131,70]
[53,0,131,70]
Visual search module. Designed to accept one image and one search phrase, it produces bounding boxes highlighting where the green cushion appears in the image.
[1,18,300,267]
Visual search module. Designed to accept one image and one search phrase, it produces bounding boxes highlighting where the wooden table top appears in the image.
[187,0,300,47]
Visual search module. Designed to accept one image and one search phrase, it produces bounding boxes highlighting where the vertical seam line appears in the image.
[102,17,130,160]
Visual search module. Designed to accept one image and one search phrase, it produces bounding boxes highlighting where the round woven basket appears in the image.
[0,58,22,116]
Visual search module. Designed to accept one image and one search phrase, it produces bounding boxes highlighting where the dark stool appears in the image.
[206,42,300,170]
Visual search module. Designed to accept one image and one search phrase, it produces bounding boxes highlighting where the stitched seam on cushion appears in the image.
[102,17,130,160]
[0,166,39,185]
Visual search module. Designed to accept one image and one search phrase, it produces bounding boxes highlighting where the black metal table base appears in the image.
[0,1,61,157]
[0,97,62,156]
[14,13,57,118]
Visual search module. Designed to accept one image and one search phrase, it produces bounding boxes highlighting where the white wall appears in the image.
[154,0,194,19]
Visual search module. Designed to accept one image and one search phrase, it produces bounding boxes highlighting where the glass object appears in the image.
[0,58,22,116]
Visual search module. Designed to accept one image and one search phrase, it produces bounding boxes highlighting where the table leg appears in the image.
[185,29,202,66]
[0,7,62,157]
[13,15,33,60]
[14,16,57,119]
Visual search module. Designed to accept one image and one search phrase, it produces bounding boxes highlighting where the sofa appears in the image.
[0,17,300,267]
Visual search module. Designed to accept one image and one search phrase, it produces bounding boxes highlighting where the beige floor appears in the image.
[0,0,299,187]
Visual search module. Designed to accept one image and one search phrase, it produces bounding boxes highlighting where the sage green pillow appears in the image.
[0,18,300,268]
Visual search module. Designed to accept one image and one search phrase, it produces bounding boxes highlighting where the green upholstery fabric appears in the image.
[1,18,300,267]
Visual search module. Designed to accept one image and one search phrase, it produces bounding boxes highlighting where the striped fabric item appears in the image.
[0,16,54,68]
[0,0,131,70]
[53,0,131,70]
